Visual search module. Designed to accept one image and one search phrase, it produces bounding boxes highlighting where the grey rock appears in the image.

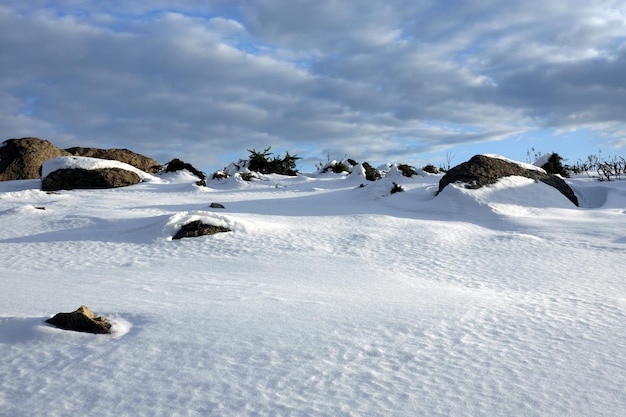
[172,220,231,240]
[438,155,578,206]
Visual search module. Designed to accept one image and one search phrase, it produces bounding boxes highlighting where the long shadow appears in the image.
[0,214,172,244]
[0,313,151,344]
[0,317,46,344]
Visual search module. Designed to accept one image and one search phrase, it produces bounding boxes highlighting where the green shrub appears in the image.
[422,164,438,174]
[398,164,418,177]
[390,182,404,194]
[317,160,351,174]
[332,162,350,173]
[362,162,381,181]
[239,172,257,181]
[212,171,228,180]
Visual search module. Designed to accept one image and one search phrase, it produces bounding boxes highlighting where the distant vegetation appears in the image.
[569,151,626,181]
[528,148,626,181]
[212,146,301,180]
[210,145,626,183]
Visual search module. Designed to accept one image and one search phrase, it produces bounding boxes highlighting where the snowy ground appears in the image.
[1,164,625,416]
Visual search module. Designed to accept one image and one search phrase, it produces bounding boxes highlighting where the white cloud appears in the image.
[0,1,625,169]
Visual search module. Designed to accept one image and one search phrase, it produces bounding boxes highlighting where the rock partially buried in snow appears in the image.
[45,305,112,334]
[172,220,231,240]
[42,168,142,191]
[164,158,207,186]
[438,154,579,206]
[40,156,153,191]
[66,146,161,173]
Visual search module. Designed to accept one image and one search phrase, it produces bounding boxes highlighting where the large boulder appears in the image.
[41,156,148,191]
[45,305,111,334]
[438,154,579,206]
[66,147,161,173]
[42,167,142,191]
[0,137,70,181]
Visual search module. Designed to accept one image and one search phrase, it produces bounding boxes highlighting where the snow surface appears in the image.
[532,152,555,168]
[41,156,159,181]
[1,167,625,417]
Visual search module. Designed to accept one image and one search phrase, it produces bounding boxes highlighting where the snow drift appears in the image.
[0,165,624,417]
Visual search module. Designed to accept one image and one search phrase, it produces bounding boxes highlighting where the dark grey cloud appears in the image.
[0,1,625,170]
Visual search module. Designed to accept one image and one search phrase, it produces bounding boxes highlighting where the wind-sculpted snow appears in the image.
[0,169,625,416]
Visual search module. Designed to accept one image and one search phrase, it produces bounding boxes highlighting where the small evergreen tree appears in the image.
[247,146,301,176]
[247,146,273,174]
[541,153,569,177]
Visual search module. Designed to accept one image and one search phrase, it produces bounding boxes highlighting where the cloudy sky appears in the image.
[2,1,625,171]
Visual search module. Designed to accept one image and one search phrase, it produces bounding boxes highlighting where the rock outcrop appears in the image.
[0,138,161,181]
[172,220,231,240]
[45,305,111,334]
[438,154,579,206]
[42,167,142,191]
[0,138,70,181]
[164,158,207,185]
[66,147,161,173]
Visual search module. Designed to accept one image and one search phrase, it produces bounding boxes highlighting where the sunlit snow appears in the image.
[1,164,625,416]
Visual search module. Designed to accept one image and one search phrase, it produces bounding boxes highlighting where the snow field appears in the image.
[1,169,625,416]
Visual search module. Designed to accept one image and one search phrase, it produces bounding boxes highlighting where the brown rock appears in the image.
[0,137,70,181]
[45,305,111,334]
[438,155,578,206]
[66,147,161,173]
[41,167,142,191]
[164,158,206,182]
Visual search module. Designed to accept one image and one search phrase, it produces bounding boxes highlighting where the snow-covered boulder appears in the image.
[164,158,206,185]
[66,146,161,173]
[41,156,151,191]
[438,154,578,206]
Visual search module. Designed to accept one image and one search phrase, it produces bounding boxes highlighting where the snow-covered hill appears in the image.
[1,167,624,416]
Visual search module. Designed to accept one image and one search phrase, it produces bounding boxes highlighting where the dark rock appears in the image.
[172,220,231,240]
[164,158,207,184]
[209,202,225,209]
[42,167,142,191]
[66,147,161,173]
[45,305,111,334]
[0,137,70,181]
[438,155,578,206]
[390,182,404,194]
